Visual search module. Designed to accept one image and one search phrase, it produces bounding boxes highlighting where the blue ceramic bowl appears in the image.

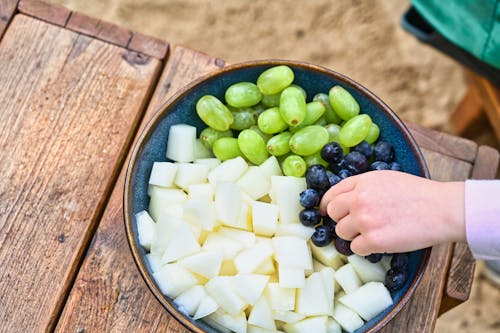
[124,60,431,333]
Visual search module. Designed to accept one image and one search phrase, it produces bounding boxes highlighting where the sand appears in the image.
[53,0,500,332]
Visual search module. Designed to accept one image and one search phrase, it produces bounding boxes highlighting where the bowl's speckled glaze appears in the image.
[124,60,431,333]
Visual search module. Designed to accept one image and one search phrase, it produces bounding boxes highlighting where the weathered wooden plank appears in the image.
[66,11,132,48]
[17,0,71,26]
[450,84,484,135]
[0,14,161,332]
[128,32,169,60]
[470,72,500,142]
[408,122,478,163]
[55,46,223,333]
[471,145,500,179]
[0,0,18,38]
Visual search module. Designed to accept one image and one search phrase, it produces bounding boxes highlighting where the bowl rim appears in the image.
[124,59,431,333]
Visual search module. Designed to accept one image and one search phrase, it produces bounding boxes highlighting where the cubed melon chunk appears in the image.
[202,232,245,260]
[166,124,196,162]
[296,272,330,316]
[146,253,162,273]
[205,277,247,316]
[348,254,386,283]
[265,282,296,311]
[194,138,214,159]
[283,316,328,333]
[326,318,342,333]
[234,241,274,274]
[148,162,178,187]
[194,157,221,171]
[270,176,306,224]
[193,295,219,320]
[310,243,345,269]
[215,182,248,230]
[252,201,279,237]
[237,166,270,200]
[135,210,156,251]
[206,310,247,333]
[183,197,216,231]
[160,222,201,264]
[339,281,393,321]
[254,256,276,275]
[232,274,269,305]
[178,250,223,278]
[218,227,256,248]
[275,223,315,240]
[335,263,362,294]
[174,285,207,316]
[259,155,283,179]
[332,302,364,333]
[278,265,305,288]
[174,162,210,190]
[248,296,276,330]
[150,215,184,256]
[208,156,248,185]
[320,267,335,316]
[148,187,187,222]
[272,310,305,324]
[152,263,198,298]
[188,183,215,200]
[272,236,312,270]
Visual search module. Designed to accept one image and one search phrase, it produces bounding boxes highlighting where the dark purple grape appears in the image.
[345,151,369,174]
[321,142,344,164]
[299,208,322,227]
[322,215,337,237]
[391,253,409,270]
[334,237,353,256]
[329,159,347,174]
[327,171,342,187]
[353,141,373,159]
[305,165,330,192]
[311,225,334,247]
[373,141,394,163]
[369,161,390,171]
[299,188,321,208]
[390,162,402,171]
[365,253,383,263]
[385,268,408,292]
[338,169,353,179]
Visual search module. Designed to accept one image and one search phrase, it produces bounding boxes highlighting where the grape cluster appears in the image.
[299,139,409,291]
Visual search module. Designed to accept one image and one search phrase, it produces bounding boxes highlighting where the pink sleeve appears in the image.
[465,179,500,260]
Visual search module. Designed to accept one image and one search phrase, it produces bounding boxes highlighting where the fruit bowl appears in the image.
[124,60,431,333]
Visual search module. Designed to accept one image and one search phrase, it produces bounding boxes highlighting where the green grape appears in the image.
[196,95,233,131]
[282,155,307,177]
[289,125,329,156]
[199,127,233,149]
[290,84,307,101]
[261,92,281,108]
[365,123,380,144]
[257,107,288,134]
[238,129,269,165]
[267,131,292,156]
[230,107,258,130]
[304,151,329,168]
[314,116,327,126]
[338,114,372,147]
[212,137,242,161]
[253,103,266,115]
[313,93,341,124]
[248,125,272,142]
[279,86,307,126]
[225,82,262,108]
[257,65,294,95]
[325,123,341,142]
[328,86,360,121]
[290,101,326,132]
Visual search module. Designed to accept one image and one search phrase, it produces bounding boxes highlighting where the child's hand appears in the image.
[319,170,465,256]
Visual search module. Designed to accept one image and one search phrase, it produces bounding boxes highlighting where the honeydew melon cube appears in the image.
[166,124,196,162]
[174,162,210,190]
[272,236,312,270]
[178,250,224,278]
[208,156,248,185]
[310,243,345,269]
[188,183,215,201]
[135,210,156,251]
[195,158,221,171]
[149,162,178,187]
[265,282,296,311]
[237,166,270,200]
[335,263,362,294]
[247,325,279,333]
[320,267,335,316]
[283,316,328,333]
[205,277,247,316]
[248,296,276,330]
[380,254,392,271]
[148,187,187,222]
[194,138,214,159]
[174,285,207,316]
[146,253,162,273]
[202,316,232,333]
[219,227,256,248]
[160,222,201,264]
[252,201,279,237]
[219,259,238,276]
[202,232,245,260]
[348,254,386,283]
[270,176,306,224]
[296,272,330,316]
[150,215,184,256]
[254,256,276,275]
[193,295,219,320]
[206,310,247,333]
[215,182,246,229]
[272,310,305,324]
[232,274,269,305]
[275,224,315,240]
[234,241,274,274]
[339,282,393,321]
[326,318,342,333]
[278,265,305,288]
[259,155,283,180]
[183,197,216,231]
[332,302,364,333]
[152,263,198,298]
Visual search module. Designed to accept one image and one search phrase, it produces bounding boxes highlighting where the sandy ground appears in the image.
[53,0,500,332]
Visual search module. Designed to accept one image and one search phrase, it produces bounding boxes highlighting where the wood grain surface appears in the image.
[469,71,500,142]
[0,14,161,332]
[55,46,223,333]
[0,0,18,37]
[18,0,70,26]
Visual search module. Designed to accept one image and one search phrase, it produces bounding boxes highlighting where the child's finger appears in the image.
[319,176,357,214]
[324,191,352,222]
[335,214,360,241]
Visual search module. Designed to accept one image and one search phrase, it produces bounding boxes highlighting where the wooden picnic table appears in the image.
[0,1,498,332]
